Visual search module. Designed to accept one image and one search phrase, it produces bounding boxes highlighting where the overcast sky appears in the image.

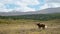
[0,0,60,12]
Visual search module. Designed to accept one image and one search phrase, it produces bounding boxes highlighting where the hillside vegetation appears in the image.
[0,13,60,21]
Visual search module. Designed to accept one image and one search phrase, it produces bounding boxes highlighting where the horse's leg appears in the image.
[39,27,41,29]
[42,26,45,29]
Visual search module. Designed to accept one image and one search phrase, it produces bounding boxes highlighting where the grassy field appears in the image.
[0,19,60,34]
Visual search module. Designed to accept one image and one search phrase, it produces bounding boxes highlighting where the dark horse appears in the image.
[37,23,45,29]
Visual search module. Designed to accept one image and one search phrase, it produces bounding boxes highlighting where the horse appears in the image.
[37,23,47,29]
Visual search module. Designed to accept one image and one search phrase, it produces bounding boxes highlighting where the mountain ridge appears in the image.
[0,7,60,16]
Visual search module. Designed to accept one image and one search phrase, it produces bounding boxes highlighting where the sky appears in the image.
[0,0,60,12]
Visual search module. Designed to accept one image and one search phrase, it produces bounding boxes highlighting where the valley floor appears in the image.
[0,19,60,34]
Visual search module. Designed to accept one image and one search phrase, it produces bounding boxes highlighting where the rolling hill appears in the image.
[0,7,60,16]
[0,7,60,21]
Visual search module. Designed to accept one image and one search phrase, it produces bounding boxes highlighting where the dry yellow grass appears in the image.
[0,19,60,34]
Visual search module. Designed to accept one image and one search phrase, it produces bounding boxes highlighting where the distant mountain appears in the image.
[39,7,60,13]
[0,7,60,16]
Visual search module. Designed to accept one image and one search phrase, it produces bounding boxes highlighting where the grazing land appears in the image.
[0,19,60,34]
[0,13,60,34]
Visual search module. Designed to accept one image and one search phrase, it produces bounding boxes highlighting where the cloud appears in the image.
[0,0,39,12]
[46,0,60,3]
[14,6,36,12]
[47,3,60,8]
[20,0,39,5]
[46,0,60,7]
[40,4,49,10]
[39,0,60,10]
[0,0,60,12]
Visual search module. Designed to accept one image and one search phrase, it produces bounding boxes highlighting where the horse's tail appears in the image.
[45,25,47,28]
